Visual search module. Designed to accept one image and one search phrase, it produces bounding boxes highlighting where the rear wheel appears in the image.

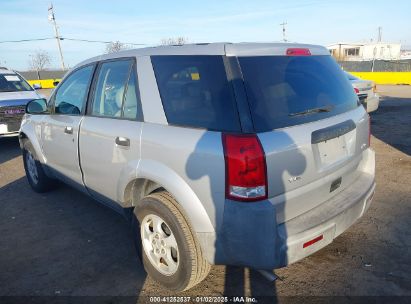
[134,191,210,291]
[22,140,56,193]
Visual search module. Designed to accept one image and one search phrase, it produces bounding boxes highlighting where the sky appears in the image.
[0,0,410,70]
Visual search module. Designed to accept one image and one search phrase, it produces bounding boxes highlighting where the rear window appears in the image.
[151,55,241,132]
[239,56,359,132]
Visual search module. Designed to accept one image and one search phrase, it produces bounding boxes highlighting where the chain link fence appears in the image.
[17,70,67,80]
[339,59,411,72]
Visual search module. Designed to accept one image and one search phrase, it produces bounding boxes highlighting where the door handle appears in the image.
[115,136,130,147]
[64,126,73,134]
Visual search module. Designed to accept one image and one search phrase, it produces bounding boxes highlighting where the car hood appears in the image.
[0,91,41,107]
[0,90,40,102]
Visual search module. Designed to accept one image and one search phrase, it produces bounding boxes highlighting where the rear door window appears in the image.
[122,68,140,119]
[151,55,241,132]
[91,60,133,118]
[239,56,358,132]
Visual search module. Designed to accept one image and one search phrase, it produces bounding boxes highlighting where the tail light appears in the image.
[222,134,267,202]
[286,48,311,56]
[354,87,360,94]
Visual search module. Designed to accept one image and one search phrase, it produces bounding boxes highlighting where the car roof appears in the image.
[0,67,16,75]
[74,42,330,69]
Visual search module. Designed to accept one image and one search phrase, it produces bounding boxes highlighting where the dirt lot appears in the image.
[0,86,410,302]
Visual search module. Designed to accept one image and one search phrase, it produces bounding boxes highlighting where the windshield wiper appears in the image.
[289,105,334,117]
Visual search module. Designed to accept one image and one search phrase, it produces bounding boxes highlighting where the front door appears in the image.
[42,64,95,188]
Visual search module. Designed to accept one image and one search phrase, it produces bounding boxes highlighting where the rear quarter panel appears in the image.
[138,123,224,233]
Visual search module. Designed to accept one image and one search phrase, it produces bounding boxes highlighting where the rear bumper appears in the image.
[366,94,380,113]
[276,172,375,267]
[198,149,376,269]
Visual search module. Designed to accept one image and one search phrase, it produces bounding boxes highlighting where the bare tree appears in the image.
[29,50,51,71]
[160,37,189,46]
[105,41,129,54]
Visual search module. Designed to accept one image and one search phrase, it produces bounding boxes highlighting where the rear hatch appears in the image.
[237,53,369,223]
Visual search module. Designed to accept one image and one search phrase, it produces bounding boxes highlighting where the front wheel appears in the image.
[134,191,210,291]
[22,140,56,193]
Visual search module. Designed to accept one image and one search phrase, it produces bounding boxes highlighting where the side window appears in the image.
[151,56,241,132]
[122,68,139,119]
[91,60,132,118]
[54,65,94,115]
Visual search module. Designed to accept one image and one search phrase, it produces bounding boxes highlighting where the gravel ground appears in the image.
[0,86,410,302]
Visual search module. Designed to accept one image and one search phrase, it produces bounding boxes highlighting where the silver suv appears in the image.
[20,43,376,291]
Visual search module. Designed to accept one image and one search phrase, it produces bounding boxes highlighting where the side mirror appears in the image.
[26,98,48,114]
[32,83,42,90]
[53,80,60,87]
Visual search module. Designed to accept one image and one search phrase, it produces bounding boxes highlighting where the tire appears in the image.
[22,140,56,193]
[133,191,210,291]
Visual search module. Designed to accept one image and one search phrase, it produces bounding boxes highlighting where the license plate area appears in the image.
[312,120,357,170]
[317,136,348,166]
[0,124,8,134]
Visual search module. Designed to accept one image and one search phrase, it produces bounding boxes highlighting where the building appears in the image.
[327,42,402,61]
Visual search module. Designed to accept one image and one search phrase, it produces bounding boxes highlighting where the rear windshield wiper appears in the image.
[289,105,334,117]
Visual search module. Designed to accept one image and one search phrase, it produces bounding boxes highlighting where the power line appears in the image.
[0,37,146,46]
[61,38,145,46]
[0,38,55,44]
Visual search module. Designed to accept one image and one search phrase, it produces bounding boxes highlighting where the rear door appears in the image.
[42,64,95,188]
[79,59,143,205]
[238,54,369,223]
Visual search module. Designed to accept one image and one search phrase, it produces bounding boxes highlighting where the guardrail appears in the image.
[27,79,61,89]
[27,72,411,89]
[349,72,411,85]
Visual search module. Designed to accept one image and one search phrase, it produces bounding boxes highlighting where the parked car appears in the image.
[0,67,43,137]
[20,43,375,291]
[345,71,379,113]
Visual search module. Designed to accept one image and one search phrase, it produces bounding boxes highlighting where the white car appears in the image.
[345,72,379,113]
[0,67,43,137]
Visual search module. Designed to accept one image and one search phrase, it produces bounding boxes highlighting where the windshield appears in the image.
[239,55,359,132]
[0,74,33,92]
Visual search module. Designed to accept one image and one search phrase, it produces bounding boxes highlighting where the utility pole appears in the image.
[48,3,66,70]
[377,26,382,42]
[280,21,287,42]
[371,46,377,72]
